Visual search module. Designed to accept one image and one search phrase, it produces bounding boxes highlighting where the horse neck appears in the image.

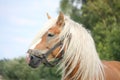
[62,53,104,80]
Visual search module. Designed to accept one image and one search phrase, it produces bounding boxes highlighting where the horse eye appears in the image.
[48,33,54,37]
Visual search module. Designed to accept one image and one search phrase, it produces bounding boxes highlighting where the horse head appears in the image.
[26,12,65,68]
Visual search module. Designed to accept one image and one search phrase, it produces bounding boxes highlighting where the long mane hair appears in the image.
[30,16,105,80]
[59,17,104,80]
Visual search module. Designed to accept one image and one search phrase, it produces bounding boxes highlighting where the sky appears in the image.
[0,0,60,59]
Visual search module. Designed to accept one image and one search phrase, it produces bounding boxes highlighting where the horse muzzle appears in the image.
[26,53,42,68]
[26,49,45,68]
[26,41,64,68]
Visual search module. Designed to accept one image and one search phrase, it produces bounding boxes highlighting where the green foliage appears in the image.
[60,0,120,60]
[0,58,61,80]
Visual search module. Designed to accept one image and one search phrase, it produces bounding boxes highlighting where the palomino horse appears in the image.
[26,12,120,80]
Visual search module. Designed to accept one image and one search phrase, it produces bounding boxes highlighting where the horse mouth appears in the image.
[28,60,41,68]
[26,54,42,68]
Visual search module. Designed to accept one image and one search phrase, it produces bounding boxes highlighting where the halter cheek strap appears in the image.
[41,50,64,67]
[27,41,64,67]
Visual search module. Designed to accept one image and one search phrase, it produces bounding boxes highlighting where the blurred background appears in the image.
[0,0,120,80]
[0,0,60,59]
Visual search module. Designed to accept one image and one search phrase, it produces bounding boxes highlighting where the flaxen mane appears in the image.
[59,17,104,80]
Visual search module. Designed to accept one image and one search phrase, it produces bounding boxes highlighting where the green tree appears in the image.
[60,0,120,60]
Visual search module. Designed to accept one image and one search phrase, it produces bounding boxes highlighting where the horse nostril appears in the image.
[30,55,34,60]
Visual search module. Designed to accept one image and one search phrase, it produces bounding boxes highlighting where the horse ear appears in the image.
[56,12,64,26]
[46,13,51,19]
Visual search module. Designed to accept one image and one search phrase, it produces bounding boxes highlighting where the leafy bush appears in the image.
[0,58,61,80]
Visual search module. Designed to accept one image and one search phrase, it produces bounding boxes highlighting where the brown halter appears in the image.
[27,40,64,67]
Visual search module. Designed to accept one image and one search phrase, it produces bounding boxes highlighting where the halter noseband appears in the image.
[27,41,64,67]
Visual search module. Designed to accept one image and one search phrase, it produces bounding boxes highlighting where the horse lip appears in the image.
[26,53,30,64]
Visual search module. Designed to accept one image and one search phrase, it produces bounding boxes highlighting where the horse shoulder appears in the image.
[102,61,120,80]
